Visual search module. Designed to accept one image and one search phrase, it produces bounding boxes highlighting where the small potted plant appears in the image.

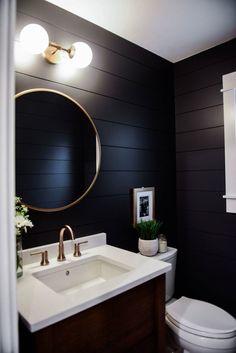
[135,219,163,256]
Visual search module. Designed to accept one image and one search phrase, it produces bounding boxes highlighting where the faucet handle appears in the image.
[30,250,50,266]
[73,241,88,257]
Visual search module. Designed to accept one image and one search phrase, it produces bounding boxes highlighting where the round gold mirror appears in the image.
[15,88,101,212]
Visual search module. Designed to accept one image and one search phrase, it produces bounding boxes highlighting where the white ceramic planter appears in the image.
[138,238,159,256]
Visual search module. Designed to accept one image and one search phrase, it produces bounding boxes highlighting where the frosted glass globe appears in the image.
[20,24,49,54]
[71,42,93,68]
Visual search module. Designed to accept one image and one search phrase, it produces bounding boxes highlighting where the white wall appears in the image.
[0,0,18,352]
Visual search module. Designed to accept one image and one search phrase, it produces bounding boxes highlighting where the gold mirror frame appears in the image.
[15,88,101,212]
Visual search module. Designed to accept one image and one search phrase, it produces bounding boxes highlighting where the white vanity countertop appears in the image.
[17,233,171,332]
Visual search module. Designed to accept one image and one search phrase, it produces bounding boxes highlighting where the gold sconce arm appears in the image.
[44,41,70,64]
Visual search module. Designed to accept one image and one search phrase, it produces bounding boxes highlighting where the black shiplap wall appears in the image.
[16,0,175,252]
[175,39,236,316]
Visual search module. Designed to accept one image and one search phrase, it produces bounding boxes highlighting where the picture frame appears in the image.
[132,187,155,226]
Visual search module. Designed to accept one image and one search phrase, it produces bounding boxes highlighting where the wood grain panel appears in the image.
[19,276,166,353]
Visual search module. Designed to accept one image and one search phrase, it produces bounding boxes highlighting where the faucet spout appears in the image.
[58,225,75,261]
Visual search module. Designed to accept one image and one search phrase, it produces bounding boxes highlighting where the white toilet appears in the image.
[154,247,236,353]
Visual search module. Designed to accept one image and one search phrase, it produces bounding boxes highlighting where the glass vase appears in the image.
[16,236,23,278]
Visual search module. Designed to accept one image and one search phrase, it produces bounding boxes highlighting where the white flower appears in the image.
[15,196,33,237]
[15,215,33,233]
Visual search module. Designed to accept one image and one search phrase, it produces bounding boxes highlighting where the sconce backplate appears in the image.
[44,45,65,64]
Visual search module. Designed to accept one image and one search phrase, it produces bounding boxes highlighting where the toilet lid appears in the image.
[166,297,236,338]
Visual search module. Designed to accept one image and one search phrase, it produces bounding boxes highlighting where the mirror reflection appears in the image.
[15,89,101,212]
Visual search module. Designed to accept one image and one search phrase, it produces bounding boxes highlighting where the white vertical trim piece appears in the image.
[222,71,236,213]
[0,1,18,353]
[234,89,236,150]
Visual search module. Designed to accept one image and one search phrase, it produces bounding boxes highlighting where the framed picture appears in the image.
[132,187,155,226]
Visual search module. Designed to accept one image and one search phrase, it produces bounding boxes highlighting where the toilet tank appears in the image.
[153,247,177,302]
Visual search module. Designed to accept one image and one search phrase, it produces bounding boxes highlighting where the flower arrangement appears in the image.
[15,197,33,277]
[15,196,33,236]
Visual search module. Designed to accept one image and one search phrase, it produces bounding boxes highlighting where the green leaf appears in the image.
[135,219,163,240]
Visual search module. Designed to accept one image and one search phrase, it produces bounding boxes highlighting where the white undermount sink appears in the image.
[33,255,131,295]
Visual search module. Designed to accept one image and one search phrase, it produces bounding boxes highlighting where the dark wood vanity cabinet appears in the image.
[19,274,166,353]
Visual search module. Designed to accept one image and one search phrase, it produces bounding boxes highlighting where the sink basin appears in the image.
[33,255,131,295]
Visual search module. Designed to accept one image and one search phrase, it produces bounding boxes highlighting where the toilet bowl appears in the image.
[153,247,236,353]
[166,296,236,353]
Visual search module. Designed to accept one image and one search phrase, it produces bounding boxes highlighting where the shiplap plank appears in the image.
[175,84,222,115]
[176,105,223,132]
[176,126,224,152]
[176,170,225,191]
[176,149,224,171]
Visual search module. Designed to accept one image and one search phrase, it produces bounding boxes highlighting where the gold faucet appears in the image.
[58,225,75,261]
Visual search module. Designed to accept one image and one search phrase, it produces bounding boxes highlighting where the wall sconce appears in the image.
[19,24,93,68]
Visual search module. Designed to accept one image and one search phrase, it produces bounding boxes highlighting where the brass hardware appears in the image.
[30,250,49,266]
[43,41,86,65]
[58,225,75,261]
[44,42,70,64]
[73,241,88,257]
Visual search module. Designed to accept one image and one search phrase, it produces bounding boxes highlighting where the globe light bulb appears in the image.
[20,24,49,54]
[71,42,93,68]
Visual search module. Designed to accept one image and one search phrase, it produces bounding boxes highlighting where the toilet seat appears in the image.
[166,296,236,339]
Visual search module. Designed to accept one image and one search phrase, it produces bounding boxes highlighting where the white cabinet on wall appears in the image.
[222,71,236,213]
